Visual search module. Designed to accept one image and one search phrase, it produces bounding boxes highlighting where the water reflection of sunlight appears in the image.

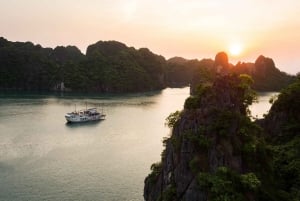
[249,92,279,119]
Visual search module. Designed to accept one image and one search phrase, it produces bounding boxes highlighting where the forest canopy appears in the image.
[0,37,295,93]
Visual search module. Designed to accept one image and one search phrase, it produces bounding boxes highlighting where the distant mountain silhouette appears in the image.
[0,37,296,92]
[172,52,296,93]
[166,57,214,87]
[0,37,165,92]
[232,55,295,91]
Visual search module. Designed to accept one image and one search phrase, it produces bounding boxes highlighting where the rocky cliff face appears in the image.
[144,74,300,201]
[144,74,266,201]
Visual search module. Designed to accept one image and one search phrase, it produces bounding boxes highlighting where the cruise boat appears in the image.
[65,107,106,123]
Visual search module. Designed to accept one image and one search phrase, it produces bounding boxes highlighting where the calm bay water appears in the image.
[0,88,276,201]
[249,92,278,119]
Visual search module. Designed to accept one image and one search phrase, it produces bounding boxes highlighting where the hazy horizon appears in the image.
[1,0,300,74]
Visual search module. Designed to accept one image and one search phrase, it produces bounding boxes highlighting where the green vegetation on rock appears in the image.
[165,110,181,128]
[262,78,300,200]
[197,167,261,201]
[144,73,300,201]
[1,38,294,93]
[0,37,166,92]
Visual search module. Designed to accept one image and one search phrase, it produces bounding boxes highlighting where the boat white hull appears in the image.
[65,114,106,123]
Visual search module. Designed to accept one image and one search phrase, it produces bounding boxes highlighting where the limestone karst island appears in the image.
[144,53,300,201]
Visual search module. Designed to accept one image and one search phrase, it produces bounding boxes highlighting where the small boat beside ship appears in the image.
[65,107,106,123]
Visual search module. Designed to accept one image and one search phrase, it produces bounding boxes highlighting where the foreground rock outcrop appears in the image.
[144,74,267,201]
[144,74,300,201]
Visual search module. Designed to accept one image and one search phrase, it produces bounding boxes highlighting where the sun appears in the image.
[229,43,243,56]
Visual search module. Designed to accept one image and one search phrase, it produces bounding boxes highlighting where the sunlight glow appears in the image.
[229,43,243,56]
[0,0,299,73]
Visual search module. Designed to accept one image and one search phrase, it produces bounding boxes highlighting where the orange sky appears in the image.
[0,0,299,74]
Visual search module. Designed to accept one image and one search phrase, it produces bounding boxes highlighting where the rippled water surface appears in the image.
[0,88,275,201]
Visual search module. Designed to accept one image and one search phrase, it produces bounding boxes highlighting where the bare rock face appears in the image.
[254,55,277,77]
[214,52,228,67]
[144,74,260,201]
[214,52,230,75]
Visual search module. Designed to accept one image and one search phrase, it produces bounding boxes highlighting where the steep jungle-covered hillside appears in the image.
[0,37,166,92]
[144,75,300,201]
